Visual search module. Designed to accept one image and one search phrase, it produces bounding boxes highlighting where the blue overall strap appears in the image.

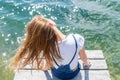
[68,35,78,65]
[52,53,60,67]
[52,35,78,66]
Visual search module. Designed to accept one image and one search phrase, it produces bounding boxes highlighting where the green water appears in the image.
[0,0,120,80]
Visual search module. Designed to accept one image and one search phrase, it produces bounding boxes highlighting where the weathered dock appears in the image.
[14,50,111,80]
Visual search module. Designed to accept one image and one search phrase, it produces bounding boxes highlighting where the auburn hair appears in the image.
[9,15,62,69]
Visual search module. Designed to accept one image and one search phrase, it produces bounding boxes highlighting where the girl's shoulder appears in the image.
[59,33,84,45]
[67,33,84,40]
[74,33,84,39]
[72,33,85,49]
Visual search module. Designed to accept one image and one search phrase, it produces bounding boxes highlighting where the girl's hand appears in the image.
[40,59,51,71]
[41,66,50,71]
[83,60,91,67]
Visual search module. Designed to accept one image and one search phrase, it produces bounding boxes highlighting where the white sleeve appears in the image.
[74,34,84,50]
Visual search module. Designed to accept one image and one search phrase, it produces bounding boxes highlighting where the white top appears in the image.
[53,34,84,70]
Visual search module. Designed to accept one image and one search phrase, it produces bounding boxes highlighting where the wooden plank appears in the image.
[76,70,111,80]
[14,50,111,80]
[79,60,108,70]
[85,50,104,59]
[14,70,111,80]
[14,70,52,80]
[80,70,111,80]
[19,50,105,70]
[23,50,104,59]
[21,59,108,70]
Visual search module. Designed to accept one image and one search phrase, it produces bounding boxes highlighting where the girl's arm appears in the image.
[79,47,91,67]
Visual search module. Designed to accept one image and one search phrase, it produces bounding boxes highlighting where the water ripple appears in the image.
[0,0,120,79]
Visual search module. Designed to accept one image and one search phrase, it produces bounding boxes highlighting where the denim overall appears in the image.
[51,35,80,80]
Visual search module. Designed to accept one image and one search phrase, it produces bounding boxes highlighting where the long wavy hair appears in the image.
[10,15,62,69]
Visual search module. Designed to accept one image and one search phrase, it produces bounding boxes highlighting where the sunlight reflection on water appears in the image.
[0,0,120,79]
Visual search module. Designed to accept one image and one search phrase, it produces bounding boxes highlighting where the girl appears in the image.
[10,15,91,79]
